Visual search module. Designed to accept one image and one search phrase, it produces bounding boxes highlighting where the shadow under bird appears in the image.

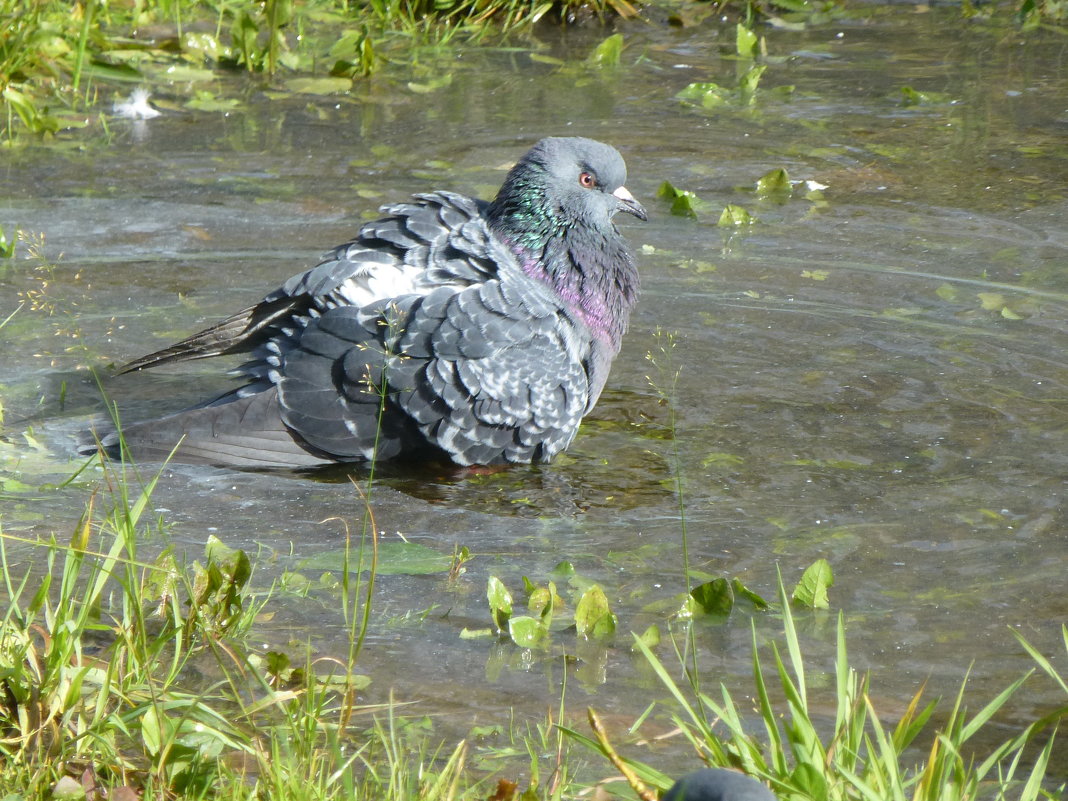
[89,137,646,468]
[663,769,777,801]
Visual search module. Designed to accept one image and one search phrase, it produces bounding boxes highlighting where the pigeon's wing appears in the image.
[95,387,335,468]
[276,260,593,466]
[117,191,497,376]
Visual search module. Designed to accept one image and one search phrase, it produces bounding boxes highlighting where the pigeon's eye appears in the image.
[578,171,596,189]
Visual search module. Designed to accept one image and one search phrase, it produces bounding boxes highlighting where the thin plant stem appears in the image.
[647,328,705,720]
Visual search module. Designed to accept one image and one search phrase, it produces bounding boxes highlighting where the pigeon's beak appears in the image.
[613,185,648,221]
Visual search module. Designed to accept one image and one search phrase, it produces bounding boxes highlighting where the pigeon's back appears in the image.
[102,191,597,467]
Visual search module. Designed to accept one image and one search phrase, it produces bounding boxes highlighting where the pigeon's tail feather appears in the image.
[94,389,334,468]
[117,309,258,374]
[117,295,302,374]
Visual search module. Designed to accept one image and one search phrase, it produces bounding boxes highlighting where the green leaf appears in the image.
[264,651,290,677]
[701,452,744,467]
[185,91,242,112]
[935,283,958,302]
[575,585,617,638]
[587,33,623,67]
[204,534,237,563]
[549,561,576,581]
[154,65,217,83]
[286,77,353,95]
[508,615,549,648]
[407,74,452,94]
[689,578,734,616]
[738,64,767,99]
[529,53,566,66]
[677,81,730,109]
[632,624,661,651]
[50,777,85,801]
[141,705,166,757]
[718,204,755,227]
[528,581,562,622]
[792,558,834,609]
[83,59,143,82]
[231,10,260,70]
[790,762,828,798]
[731,578,770,610]
[978,292,1005,310]
[756,167,792,199]
[657,180,709,218]
[735,23,758,58]
[487,576,513,633]
[899,86,952,106]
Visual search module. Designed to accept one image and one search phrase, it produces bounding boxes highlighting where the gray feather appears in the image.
[93,138,644,467]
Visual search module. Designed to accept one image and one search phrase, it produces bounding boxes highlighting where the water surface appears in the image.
[2,6,1068,782]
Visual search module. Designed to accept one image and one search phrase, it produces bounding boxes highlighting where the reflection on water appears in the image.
[2,6,1068,776]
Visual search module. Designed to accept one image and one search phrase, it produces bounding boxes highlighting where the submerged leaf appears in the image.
[718,204,755,227]
[900,86,953,106]
[701,452,744,467]
[286,76,352,95]
[632,624,661,651]
[529,53,566,66]
[756,167,792,199]
[157,64,217,83]
[738,64,767,99]
[587,33,624,67]
[978,292,1006,311]
[550,561,577,581]
[407,74,453,94]
[677,81,730,109]
[299,542,452,575]
[977,292,1026,319]
[575,585,617,638]
[185,91,241,112]
[508,615,549,648]
[689,578,734,616]
[935,283,958,302]
[731,578,770,610]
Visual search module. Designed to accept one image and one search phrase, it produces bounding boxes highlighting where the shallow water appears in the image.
[2,5,1068,783]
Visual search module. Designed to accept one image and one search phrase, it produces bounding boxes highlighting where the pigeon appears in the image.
[663,769,777,801]
[91,137,646,468]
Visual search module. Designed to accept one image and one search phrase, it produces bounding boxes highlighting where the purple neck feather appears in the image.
[507,237,636,350]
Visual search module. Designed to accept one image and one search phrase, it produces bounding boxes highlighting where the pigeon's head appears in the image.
[488,137,647,242]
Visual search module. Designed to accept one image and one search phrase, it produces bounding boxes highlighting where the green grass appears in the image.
[565,578,1067,801]
[5,0,1065,141]
[0,0,638,141]
[0,444,484,800]
[2,409,1060,800]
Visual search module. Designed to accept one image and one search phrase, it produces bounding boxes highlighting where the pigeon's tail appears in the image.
[115,304,261,374]
[84,389,335,468]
